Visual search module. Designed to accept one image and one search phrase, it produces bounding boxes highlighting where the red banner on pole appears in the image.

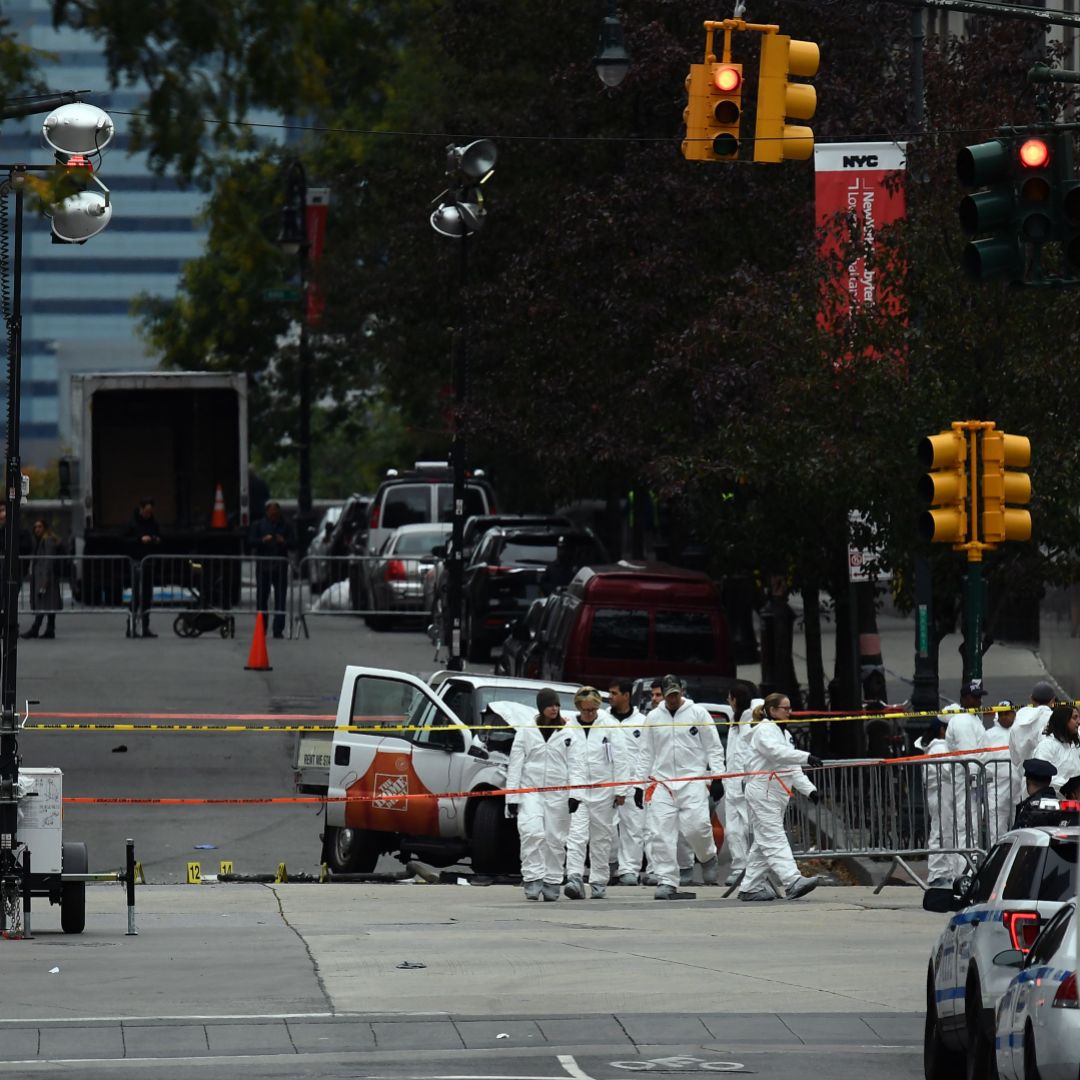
[304,187,331,325]
[814,142,907,339]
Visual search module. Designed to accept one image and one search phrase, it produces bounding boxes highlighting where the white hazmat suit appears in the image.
[613,706,649,880]
[638,696,724,888]
[944,704,984,851]
[565,709,632,892]
[1031,733,1080,788]
[1009,703,1053,804]
[739,712,816,896]
[982,715,1015,845]
[723,699,761,883]
[506,718,586,887]
[915,726,962,884]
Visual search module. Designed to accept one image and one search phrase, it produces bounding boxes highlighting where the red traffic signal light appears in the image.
[1018,138,1050,169]
[712,65,741,93]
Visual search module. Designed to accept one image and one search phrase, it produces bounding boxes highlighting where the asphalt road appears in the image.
[16,613,437,882]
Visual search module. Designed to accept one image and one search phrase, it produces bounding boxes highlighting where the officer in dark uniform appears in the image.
[1012,758,1058,829]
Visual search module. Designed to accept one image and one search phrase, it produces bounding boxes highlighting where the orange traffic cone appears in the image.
[244,613,273,671]
[210,483,227,529]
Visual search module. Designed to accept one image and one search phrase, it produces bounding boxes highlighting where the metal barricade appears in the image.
[293,553,439,636]
[781,756,1013,888]
[17,553,134,620]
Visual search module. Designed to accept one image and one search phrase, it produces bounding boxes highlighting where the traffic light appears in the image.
[981,429,1032,544]
[753,31,819,164]
[957,138,1021,281]
[682,61,743,161]
[708,61,743,159]
[917,430,969,545]
[1014,136,1054,247]
[1052,130,1080,276]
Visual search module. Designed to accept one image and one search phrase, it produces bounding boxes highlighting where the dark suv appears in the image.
[462,526,607,662]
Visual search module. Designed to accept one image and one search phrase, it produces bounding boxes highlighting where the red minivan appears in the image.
[540,562,734,687]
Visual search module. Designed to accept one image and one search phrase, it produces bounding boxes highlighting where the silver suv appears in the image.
[361,462,496,558]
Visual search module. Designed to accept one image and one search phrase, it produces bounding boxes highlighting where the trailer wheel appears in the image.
[61,841,87,934]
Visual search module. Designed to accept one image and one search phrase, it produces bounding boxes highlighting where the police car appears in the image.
[923,812,1079,1080]
[993,900,1078,1080]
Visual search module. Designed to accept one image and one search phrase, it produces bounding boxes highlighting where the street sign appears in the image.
[263,287,301,302]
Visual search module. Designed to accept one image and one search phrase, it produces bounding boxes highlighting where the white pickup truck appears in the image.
[299,668,588,875]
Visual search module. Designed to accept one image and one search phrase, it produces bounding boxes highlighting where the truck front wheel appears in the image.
[471,798,520,875]
[321,827,380,874]
[61,841,87,934]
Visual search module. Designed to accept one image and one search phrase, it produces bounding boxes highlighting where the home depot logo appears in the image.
[373,773,408,811]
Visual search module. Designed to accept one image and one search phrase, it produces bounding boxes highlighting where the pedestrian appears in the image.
[737,692,823,902]
[983,701,1016,844]
[1031,703,1080,786]
[564,687,630,899]
[635,673,724,899]
[1009,681,1056,805]
[21,518,62,639]
[248,500,294,639]
[1012,758,1059,829]
[505,688,585,902]
[647,678,664,712]
[722,689,757,887]
[607,677,649,885]
[946,685,987,854]
[127,497,161,638]
[915,714,962,887]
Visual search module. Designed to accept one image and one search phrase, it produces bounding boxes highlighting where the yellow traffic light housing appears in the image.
[753,31,819,164]
[918,430,968,545]
[981,429,1032,544]
[682,64,714,162]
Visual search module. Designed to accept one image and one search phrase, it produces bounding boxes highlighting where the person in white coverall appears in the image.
[607,678,649,885]
[505,688,586,902]
[915,714,962,887]
[1009,681,1056,805]
[1031,703,1080,787]
[565,687,631,899]
[722,692,759,887]
[944,690,986,855]
[982,701,1016,845]
[635,674,724,899]
[738,692,823,902]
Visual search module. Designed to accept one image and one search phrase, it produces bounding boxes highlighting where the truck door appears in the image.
[327,667,469,840]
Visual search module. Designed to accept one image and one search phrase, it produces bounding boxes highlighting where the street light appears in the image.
[277,159,313,533]
[429,139,497,671]
[593,4,630,88]
[0,99,115,933]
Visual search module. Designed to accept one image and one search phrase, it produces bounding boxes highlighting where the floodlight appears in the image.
[49,190,112,243]
[42,103,115,159]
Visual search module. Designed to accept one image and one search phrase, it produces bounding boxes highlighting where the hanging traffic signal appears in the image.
[918,430,969,545]
[708,62,743,159]
[682,64,713,162]
[1015,136,1054,246]
[753,31,819,164]
[981,428,1032,544]
[957,138,1021,281]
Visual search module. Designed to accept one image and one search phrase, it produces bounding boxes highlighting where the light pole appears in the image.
[278,159,313,537]
[593,2,631,87]
[0,101,115,931]
[430,139,497,671]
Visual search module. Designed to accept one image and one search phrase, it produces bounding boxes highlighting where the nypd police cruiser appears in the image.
[923,812,1079,1080]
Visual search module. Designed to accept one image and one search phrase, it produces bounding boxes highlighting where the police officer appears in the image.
[1012,758,1058,829]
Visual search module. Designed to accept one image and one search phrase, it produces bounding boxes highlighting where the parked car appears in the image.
[461,525,608,662]
[308,493,370,595]
[357,523,451,629]
[360,462,497,559]
[318,667,596,876]
[540,561,735,688]
[424,514,572,635]
[304,504,343,593]
[495,596,550,676]
[922,814,1079,1080]
[993,900,1078,1080]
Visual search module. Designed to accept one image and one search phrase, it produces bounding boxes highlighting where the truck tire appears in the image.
[321,827,380,874]
[471,798,520,875]
[61,841,87,934]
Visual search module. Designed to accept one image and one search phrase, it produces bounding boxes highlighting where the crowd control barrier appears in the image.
[783,755,1017,888]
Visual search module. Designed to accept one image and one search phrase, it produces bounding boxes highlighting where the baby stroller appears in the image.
[173,560,236,639]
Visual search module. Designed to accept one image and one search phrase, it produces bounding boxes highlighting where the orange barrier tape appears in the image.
[62,745,1001,807]
[35,711,335,721]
